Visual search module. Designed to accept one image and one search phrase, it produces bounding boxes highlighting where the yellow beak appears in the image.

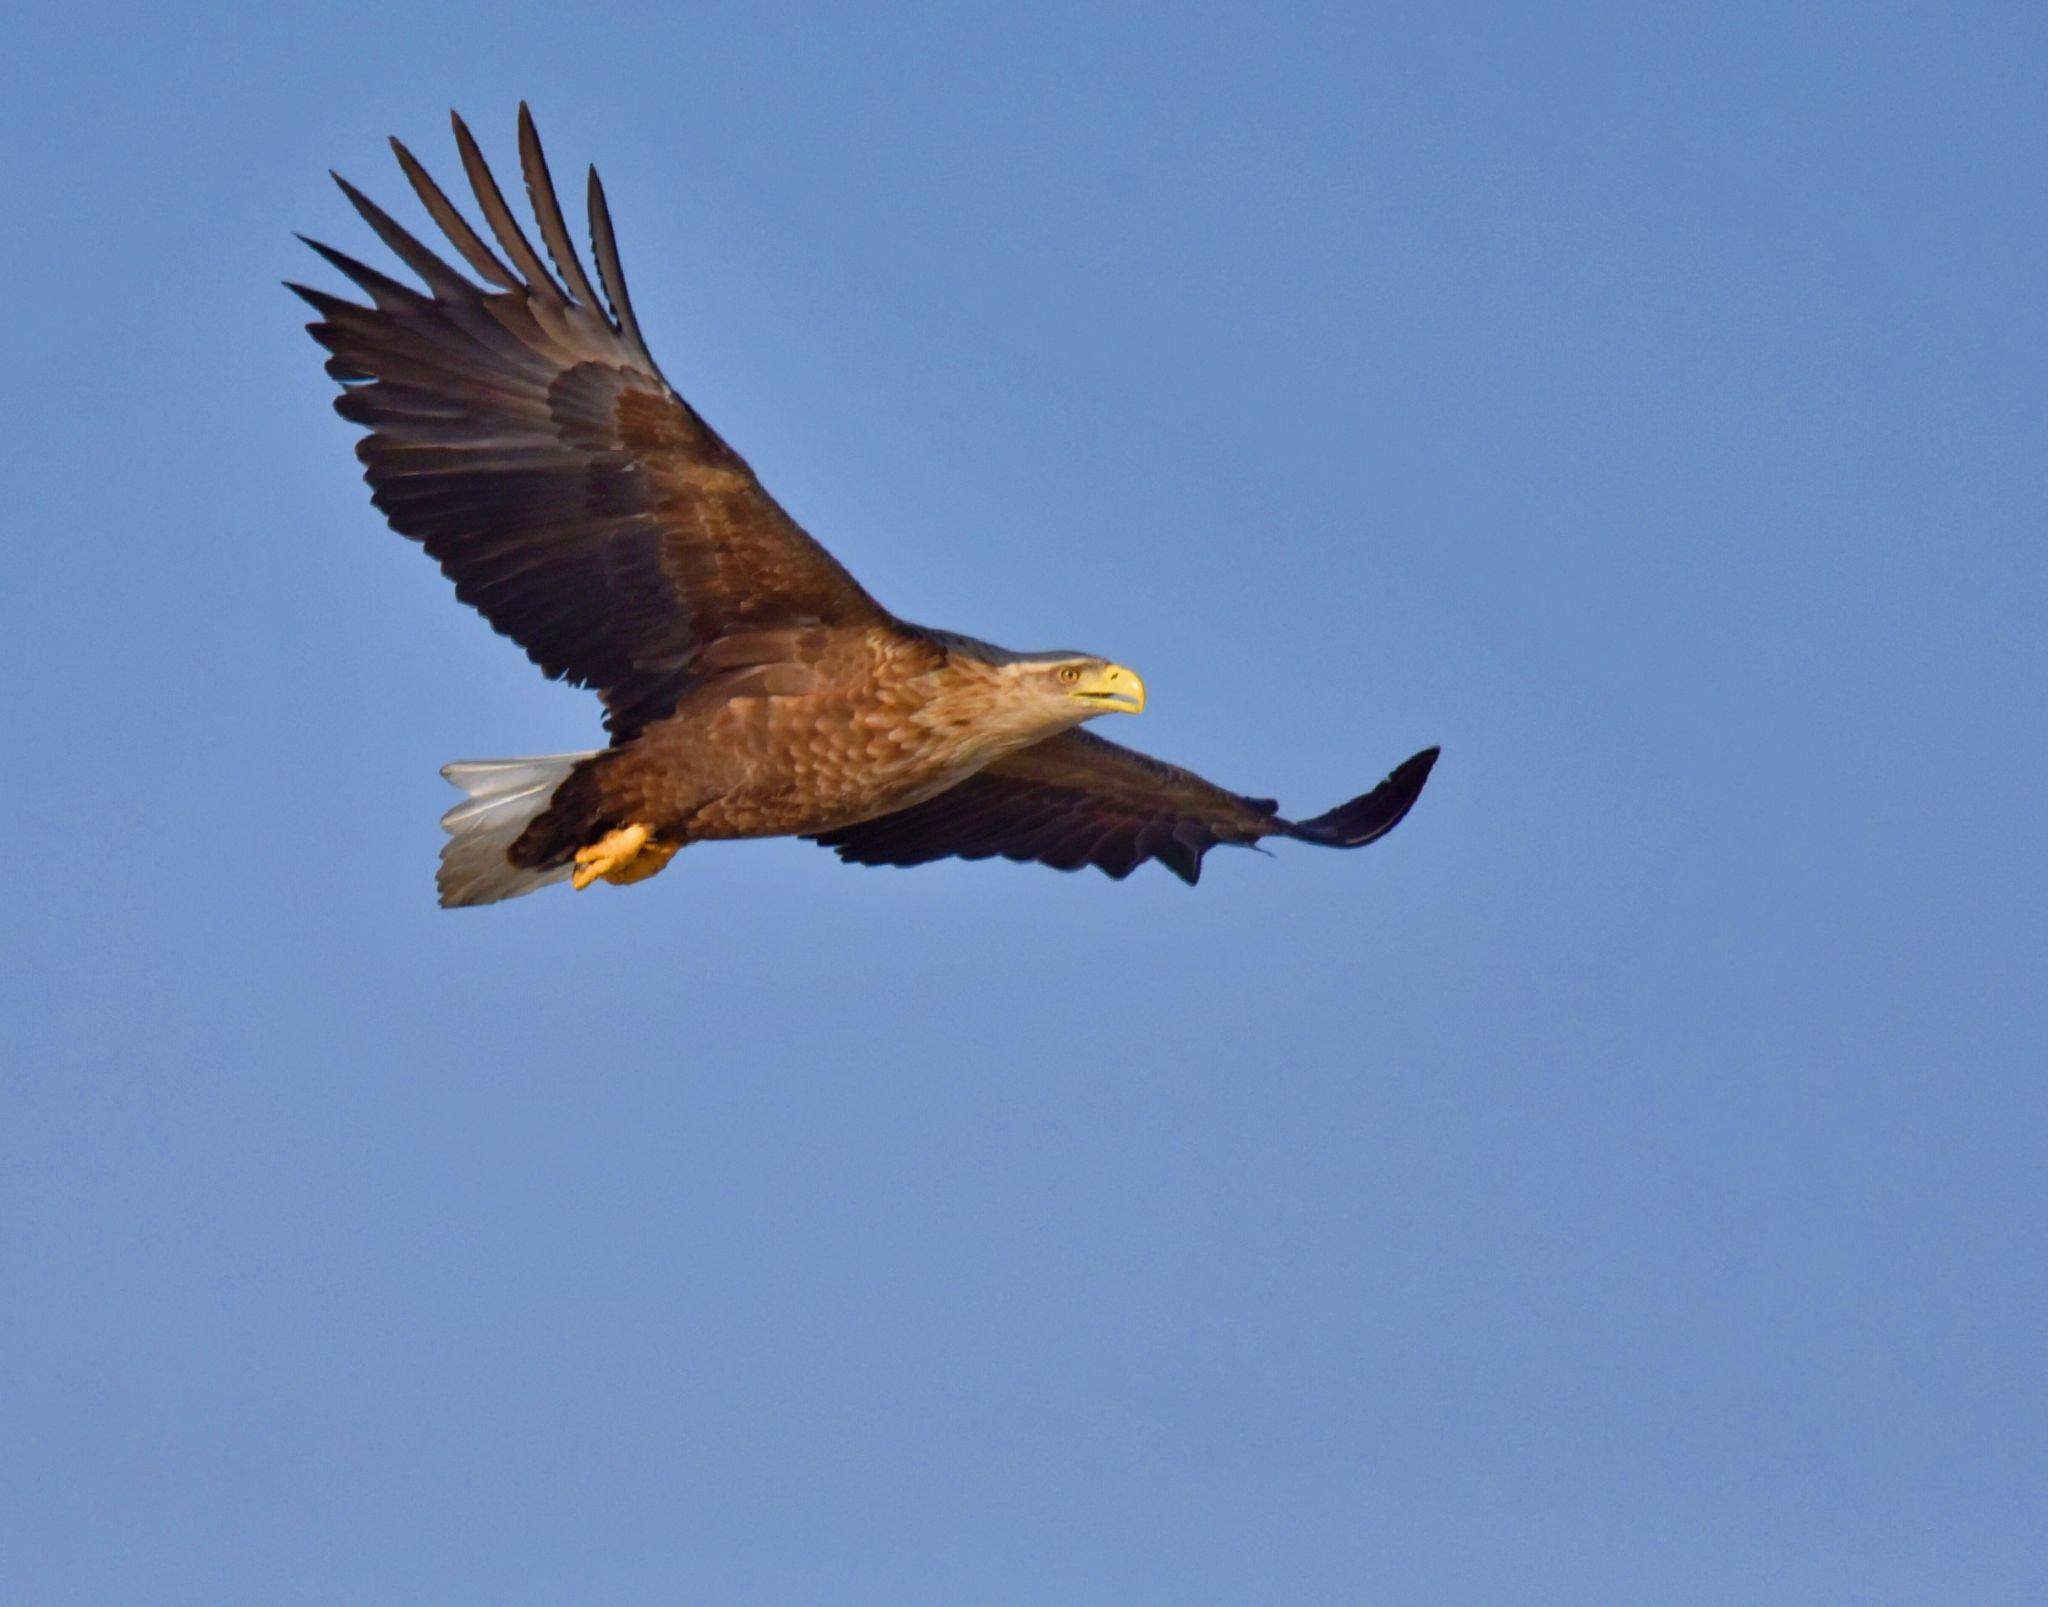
[1069,662,1146,714]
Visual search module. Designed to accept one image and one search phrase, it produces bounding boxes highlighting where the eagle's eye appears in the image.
[1058,666,1082,684]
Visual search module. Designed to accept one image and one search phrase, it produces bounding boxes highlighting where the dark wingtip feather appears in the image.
[297,233,427,310]
[517,102,603,310]
[283,279,334,310]
[389,133,520,291]
[586,163,651,364]
[1157,838,1204,884]
[330,169,471,298]
[1280,745,1440,849]
[450,106,563,302]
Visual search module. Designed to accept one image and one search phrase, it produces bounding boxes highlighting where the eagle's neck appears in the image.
[903,648,1081,771]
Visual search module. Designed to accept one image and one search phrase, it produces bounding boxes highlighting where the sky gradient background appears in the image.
[4,2,2044,1602]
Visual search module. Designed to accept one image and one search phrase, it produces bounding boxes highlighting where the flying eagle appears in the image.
[295,108,1438,906]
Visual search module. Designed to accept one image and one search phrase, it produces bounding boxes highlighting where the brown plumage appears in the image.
[294,106,1438,906]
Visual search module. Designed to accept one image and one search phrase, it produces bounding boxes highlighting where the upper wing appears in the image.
[293,105,889,737]
[811,729,1439,884]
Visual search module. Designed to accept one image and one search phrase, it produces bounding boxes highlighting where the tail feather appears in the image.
[436,751,597,907]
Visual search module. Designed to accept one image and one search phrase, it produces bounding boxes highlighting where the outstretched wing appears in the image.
[812,730,1439,884]
[293,105,889,737]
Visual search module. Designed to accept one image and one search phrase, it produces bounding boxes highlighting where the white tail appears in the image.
[436,752,597,908]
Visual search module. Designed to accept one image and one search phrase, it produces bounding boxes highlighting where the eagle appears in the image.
[294,107,1438,906]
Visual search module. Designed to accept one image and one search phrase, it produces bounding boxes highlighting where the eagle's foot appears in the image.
[571,824,679,889]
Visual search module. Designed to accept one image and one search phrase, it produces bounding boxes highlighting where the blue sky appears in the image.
[3,2,2044,1601]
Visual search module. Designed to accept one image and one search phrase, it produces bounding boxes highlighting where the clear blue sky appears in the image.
[4,2,2043,1601]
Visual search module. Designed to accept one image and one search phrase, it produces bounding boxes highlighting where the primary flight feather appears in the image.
[294,106,1438,906]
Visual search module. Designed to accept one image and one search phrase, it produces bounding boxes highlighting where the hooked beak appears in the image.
[1069,662,1146,715]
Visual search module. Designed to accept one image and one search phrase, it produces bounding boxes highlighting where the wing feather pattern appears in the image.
[294,104,887,737]
[812,731,1439,883]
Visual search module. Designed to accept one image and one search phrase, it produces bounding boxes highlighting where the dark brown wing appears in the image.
[811,730,1439,884]
[293,105,890,737]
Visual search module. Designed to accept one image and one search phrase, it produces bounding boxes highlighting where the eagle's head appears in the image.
[919,637,1148,754]
[1028,655,1147,718]
[978,651,1147,735]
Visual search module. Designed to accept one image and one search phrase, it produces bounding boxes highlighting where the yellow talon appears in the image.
[571,824,679,889]
[602,837,679,885]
